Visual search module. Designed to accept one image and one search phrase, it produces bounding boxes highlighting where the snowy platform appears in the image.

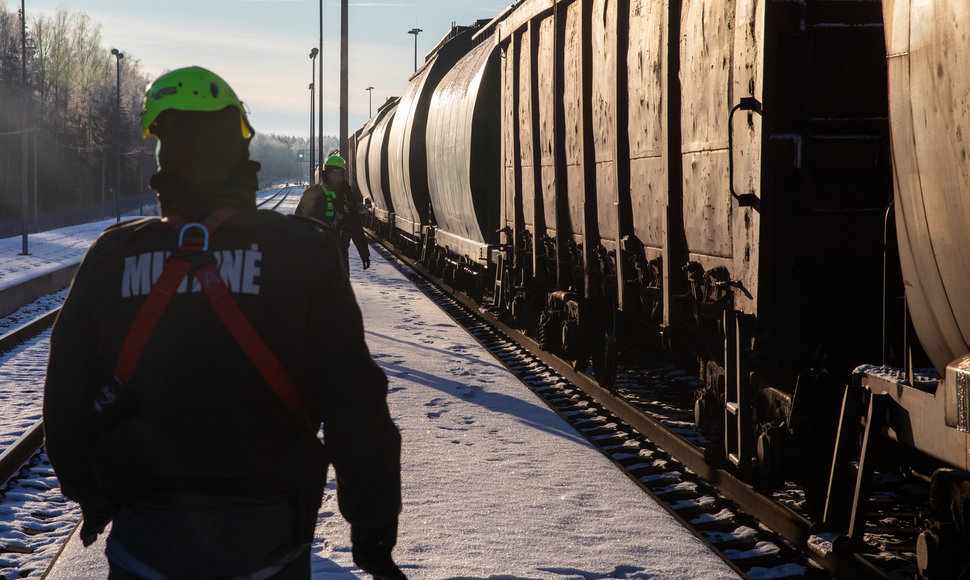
[0,219,131,318]
[34,197,739,579]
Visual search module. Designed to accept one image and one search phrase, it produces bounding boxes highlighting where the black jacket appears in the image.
[43,208,400,532]
[296,181,370,264]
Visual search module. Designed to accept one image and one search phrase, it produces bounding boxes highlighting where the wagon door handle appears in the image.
[728,97,763,209]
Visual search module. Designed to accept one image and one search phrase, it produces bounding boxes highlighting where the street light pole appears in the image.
[111,48,124,223]
[309,47,318,184]
[20,0,28,255]
[366,86,374,118]
[318,0,324,176]
[308,82,314,185]
[408,28,423,73]
[339,0,348,157]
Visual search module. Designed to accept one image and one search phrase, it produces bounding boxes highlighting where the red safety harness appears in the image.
[109,208,312,430]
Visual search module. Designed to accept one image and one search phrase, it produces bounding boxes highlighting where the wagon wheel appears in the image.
[499,266,515,317]
[591,302,618,390]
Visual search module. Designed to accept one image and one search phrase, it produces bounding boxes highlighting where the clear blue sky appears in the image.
[22,0,508,137]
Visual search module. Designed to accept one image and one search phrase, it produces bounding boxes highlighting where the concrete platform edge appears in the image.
[0,264,78,319]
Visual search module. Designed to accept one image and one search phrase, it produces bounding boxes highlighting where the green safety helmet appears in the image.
[141,66,253,139]
[325,155,347,170]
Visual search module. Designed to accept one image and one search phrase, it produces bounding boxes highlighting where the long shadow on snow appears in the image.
[365,329,509,374]
[366,332,591,448]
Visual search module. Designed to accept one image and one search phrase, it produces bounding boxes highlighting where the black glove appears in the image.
[79,498,117,547]
[361,256,371,270]
[351,523,406,579]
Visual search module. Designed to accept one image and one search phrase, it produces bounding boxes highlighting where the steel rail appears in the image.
[256,188,284,208]
[267,187,294,212]
[0,420,44,487]
[0,308,62,487]
[0,309,60,358]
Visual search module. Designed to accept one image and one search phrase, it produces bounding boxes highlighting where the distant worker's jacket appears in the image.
[43,207,400,536]
[296,182,370,268]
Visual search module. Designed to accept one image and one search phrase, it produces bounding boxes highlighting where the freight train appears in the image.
[349,1,970,576]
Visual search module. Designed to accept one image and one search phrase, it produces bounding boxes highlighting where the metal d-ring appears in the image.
[178,222,210,251]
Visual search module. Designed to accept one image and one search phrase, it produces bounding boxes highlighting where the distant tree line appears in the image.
[0,2,327,232]
[0,3,156,227]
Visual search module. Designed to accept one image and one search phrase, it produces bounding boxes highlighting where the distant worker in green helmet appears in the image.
[44,66,405,579]
[296,154,372,272]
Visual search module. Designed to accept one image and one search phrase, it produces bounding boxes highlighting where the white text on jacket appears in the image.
[121,245,262,297]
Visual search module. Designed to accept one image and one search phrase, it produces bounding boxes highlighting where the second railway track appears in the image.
[0,296,76,576]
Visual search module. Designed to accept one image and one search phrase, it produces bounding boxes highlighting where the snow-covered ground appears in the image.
[0,219,131,293]
[0,331,48,449]
[6,190,738,579]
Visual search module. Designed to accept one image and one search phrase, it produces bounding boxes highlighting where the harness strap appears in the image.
[194,261,311,428]
[322,186,349,220]
[112,208,313,430]
[114,258,192,386]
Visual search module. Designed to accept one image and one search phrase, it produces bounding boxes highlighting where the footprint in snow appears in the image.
[423,397,450,408]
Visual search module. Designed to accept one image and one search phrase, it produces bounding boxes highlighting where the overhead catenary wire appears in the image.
[0,128,38,137]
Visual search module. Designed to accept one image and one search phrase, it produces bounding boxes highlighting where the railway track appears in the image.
[0,289,65,483]
[366,234,927,580]
[0,301,76,575]
[256,186,297,212]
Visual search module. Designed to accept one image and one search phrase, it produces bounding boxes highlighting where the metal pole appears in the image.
[366,86,374,118]
[111,48,124,223]
[309,82,314,184]
[101,156,105,219]
[309,46,318,184]
[20,0,29,254]
[138,159,143,215]
[408,28,422,73]
[318,0,324,174]
[339,0,348,157]
[32,131,37,231]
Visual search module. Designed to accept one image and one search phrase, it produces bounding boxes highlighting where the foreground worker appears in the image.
[43,66,405,579]
[296,155,371,272]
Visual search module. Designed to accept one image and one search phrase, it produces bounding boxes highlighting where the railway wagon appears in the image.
[493,0,891,481]
[366,98,400,232]
[350,125,369,209]
[384,24,486,256]
[846,2,970,574]
[354,98,399,237]
[422,35,503,297]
